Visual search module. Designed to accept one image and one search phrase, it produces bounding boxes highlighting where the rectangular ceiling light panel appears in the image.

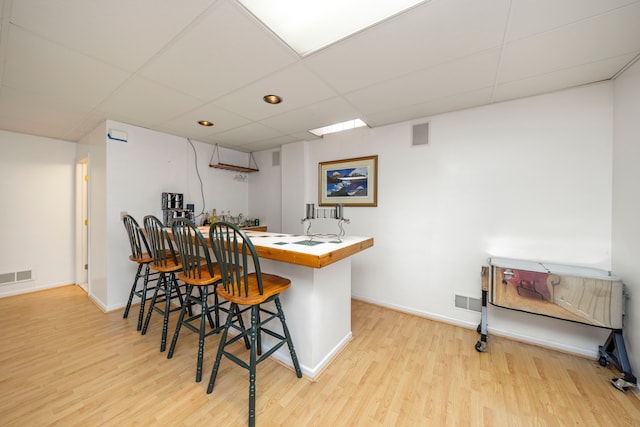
[309,118,367,137]
[239,0,426,56]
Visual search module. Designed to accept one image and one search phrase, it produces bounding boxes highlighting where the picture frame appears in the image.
[319,155,378,207]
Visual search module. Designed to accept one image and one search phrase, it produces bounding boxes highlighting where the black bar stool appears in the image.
[168,218,248,382]
[122,214,159,331]
[141,215,189,352]
[206,221,302,427]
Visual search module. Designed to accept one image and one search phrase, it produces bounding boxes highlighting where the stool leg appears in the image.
[248,305,260,427]
[256,309,262,356]
[168,285,193,359]
[137,264,151,331]
[199,287,216,329]
[160,273,176,352]
[275,297,302,378]
[207,303,236,394]
[123,263,143,319]
[195,286,209,382]
[142,272,165,335]
[173,277,186,316]
[236,305,251,350]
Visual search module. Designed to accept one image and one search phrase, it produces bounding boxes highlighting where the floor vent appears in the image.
[455,294,482,312]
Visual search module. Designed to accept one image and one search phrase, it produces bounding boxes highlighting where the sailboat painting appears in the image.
[319,155,378,207]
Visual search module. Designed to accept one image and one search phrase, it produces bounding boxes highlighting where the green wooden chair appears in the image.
[168,218,247,382]
[122,214,160,331]
[141,215,188,352]
[206,221,302,427]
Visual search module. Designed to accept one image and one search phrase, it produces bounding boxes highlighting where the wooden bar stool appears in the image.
[167,218,247,382]
[206,221,302,427]
[141,215,189,352]
[122,214,160,331]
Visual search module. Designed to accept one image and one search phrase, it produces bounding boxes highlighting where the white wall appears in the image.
[77,122,109,306]
[79,121,252,310]
[612,59,640,376]
[0,130,76,297]
[280,82,616,357]
[249,148,282,232]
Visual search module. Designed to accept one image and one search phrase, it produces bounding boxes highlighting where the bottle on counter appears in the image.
[211,209,219,223]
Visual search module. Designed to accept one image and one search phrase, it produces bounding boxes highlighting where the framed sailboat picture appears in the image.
[319,155,378,207]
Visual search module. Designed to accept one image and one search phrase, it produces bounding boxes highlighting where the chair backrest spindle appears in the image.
[143,215,178,267]
[172,218,214,281]
[210,221,263,298]
[123,214,151,259]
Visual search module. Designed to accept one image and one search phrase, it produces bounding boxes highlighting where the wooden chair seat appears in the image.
[129,252,154,264]
[177,262,220,287]
[151,257,182,273]
[216,273,290,305]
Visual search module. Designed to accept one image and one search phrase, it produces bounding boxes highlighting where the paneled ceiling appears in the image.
[1,0,639,152]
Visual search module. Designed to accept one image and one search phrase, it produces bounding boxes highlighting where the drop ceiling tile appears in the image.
[364,87,494,126]
[304,0,509,93]
[259,97,363,135]
[0,85,93,139]
[213,122,284,146]
[500,3,640,82]
[3,26,130,108]
[236,135,300,153]
[158,103,252,140]
[10,0,216,72]
[506,0,640,41]
[96,76,204,128]
[346,49,500,116]
[139,0,298,102]
[214,63,338,121]
[494,54,635,102]
[62,113,108,142]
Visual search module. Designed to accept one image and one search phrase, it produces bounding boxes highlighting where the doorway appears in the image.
[76,159,89,292]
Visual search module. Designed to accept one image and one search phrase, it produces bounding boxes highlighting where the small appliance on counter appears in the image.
[161,192,193,226]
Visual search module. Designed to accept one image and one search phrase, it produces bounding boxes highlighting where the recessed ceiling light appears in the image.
[309,119,367,137]
[263,94,282,104]
[198,120,214,127]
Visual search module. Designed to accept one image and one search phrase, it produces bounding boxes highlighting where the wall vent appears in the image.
[468,297,482,312]
[0,270,33,286]
[272,151,280,167]
[455,294,482,312]
[16,270,32,281]
[412,122,430,146]
[455,294,467,309]
[0,272,16,285]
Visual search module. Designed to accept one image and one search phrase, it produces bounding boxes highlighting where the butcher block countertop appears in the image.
[198,227,373,269]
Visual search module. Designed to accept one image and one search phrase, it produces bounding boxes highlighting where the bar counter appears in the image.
[197,227,374,379]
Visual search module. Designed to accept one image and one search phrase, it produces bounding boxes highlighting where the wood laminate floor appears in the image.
[1,285,639,426]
